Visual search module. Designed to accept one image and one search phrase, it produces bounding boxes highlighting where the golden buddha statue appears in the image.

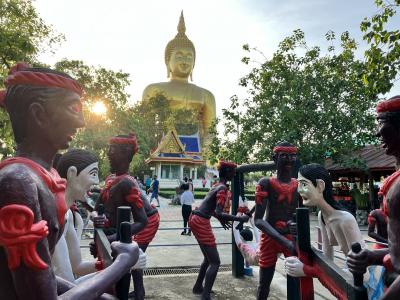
[142,11,216,149]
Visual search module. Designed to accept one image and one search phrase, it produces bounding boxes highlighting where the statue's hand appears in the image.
[110,241,139,267]
[285,256,306,277]
[347,248,371,275]
[218,218,232,230]
[131,249,147,270]
[287,220,297,236]
[93,215,107,228]
[89,241,97,258]
[240,214,250,223]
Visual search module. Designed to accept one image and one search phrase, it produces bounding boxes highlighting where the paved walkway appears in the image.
[81,195,371,299]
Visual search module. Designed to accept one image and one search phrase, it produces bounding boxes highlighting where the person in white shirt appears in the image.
[181,183,195,235]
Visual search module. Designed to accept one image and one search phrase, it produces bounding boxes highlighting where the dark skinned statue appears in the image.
[189,161,249,300]
[0,63,139,300]
[254,142,300,299]
[348,95,400,298]
[129,189,160,299]
[94,134,149,299]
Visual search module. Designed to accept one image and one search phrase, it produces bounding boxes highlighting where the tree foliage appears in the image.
[361,0,400,94]
[216,30,378,165]
[0,0,64,158]
[54,59,132,178]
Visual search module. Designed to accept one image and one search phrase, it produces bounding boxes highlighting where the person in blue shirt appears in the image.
[149,175,160,207]
[145,177,152,195]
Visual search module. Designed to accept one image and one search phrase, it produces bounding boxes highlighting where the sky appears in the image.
[34,0,400,119]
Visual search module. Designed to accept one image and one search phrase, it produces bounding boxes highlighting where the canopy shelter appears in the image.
[325,144,396,204]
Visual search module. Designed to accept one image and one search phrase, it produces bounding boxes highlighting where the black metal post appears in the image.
[115,207,132,300]
[232,172,244,277]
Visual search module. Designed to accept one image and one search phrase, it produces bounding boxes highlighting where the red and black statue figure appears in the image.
[348,95,400,298]
[189,160,249,300]
[94,134,150,299]
[254,142,300,299]
[0,63,140,300]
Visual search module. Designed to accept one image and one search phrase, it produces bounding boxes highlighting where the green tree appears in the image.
[54,59,132,178]
[0,0,64,158]
[361,0,400,94]
[217,30,378,165]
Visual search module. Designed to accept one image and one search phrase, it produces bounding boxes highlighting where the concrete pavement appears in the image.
[81,195,370,299]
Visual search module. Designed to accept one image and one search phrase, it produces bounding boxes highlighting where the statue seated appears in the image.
[142,11,216,147]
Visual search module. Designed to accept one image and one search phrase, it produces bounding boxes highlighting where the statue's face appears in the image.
[275,152,297,173]
[44,92,85,150]
[376,112,400,156]
[168,47,194,78]
[297,173,323,207]
[69,162,99,202]
[107,144,129,173]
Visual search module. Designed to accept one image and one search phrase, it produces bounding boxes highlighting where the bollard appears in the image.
[116,206,131,241]
[115,221,133,300]
[350,242,368,300]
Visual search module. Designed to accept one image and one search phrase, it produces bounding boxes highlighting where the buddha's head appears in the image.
[165,11,196,80]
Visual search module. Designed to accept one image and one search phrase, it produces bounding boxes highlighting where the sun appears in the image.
[91,101,107,115]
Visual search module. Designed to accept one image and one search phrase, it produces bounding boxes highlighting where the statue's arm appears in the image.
[203,91,216,134]
[0,166,58,300]
[122,179,148,235]
[367,211,388,243]
[318,211,334,261]
[382,276,400,300]
[65,212,96,277]
[254,178,294,253]
[59,241,139,300]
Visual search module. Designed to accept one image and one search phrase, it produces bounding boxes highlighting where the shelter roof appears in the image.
[325,144,396,173]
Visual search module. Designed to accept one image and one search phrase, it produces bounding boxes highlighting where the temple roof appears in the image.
[145,128,204,165]
[179,134,201,153]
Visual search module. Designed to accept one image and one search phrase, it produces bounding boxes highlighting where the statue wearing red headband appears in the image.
[94,134,149,299]
[254,141,300,299]
[189,160,249,300]
[0,63,140,300]
[348,95,400,298]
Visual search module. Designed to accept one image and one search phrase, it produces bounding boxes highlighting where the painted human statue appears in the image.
[142,11,216,148]
[129,188,160,300]
[189,161,249,300]
[284,163,365,278]
[94,134,148,241]
[348,95,400,298]
[51,149,99,283]
[0,63,140,300]
[254,142,300,299]
[232,198,260,267]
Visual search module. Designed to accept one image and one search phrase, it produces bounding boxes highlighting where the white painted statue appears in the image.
[52,149,100,282]
[284,163,365,278]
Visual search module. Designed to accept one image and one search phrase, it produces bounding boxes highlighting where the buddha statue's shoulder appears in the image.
[192,83,215,102]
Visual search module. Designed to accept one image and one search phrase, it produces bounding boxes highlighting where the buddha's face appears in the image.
[168,47,194,78]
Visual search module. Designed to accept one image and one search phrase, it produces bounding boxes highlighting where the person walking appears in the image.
[149,175,160,207]
[180,183,195,235]
[145,176,152,195]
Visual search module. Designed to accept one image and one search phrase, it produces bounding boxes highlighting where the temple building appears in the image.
[145,128,206,188]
